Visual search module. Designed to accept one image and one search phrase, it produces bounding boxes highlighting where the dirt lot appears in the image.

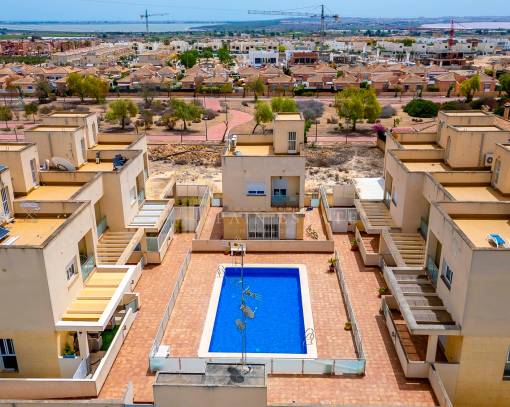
[149,142,384,191]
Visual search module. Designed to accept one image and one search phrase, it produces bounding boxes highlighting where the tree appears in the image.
[334,87,381,131]
[141,83,157,108]
[105,99,138,129]
[84,75,109,103]
[200,47,214,60]
[460,74,481,103]
[35,78,52,103]
[140,109,153,130]
[252,101,273,134]
[271,97,297,113]
[278,45,286,53]
[0,106,13,129]
[297,100,324,121]
[167,98,203,131]
[393,85,403,99]
[24,102,38,122]
[66,72,87,101]
[499,73,510,97]
[246,77,265,101]
[403,99,439,118]
[218,44,233,65]
[179,50,198,68]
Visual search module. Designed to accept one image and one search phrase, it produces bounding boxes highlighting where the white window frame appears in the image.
[0,338,17,371]
[65,259,78,281]
[1,186,10,218]
[129,186,137,205]
[391,185,398,207]
[288,131,297,153]
[246,182,266,196]
[441,262,453,289]
[247,214,279,240]
[29,158,38,185]
[504,347,510,379]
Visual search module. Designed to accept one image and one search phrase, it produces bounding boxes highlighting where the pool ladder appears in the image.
[304,328,316,346]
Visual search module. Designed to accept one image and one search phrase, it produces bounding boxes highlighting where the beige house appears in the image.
[222,113,306,241]
[353,110,510,406]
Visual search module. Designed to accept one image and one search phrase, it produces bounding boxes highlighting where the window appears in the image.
[246,182,265,196]
[65,259,78,281]
[441,262,453,289]
[1,186,10,218]
[129,186,137,204]
[0,339,18,371]
[504,348,510,379]
[80,137,86,161]
[247,214,279,240]
[288,131,297,152]
[391,185,398,207]
[29,158,38,185]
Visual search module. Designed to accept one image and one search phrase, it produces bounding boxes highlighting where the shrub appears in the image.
[440,101,471,111]
[202,108,219,120]
[470,96,498,110]
[379,105,396,119]
[403,99,439,118]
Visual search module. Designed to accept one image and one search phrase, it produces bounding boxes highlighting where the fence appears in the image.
[149,249,192,367]
[319,186,358,233]
[334,249,366,369]
[172,184,211,234]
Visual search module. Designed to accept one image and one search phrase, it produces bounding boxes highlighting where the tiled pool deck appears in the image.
[99,233,436,406]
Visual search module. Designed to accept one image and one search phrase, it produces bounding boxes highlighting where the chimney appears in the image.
[504,103,510,121]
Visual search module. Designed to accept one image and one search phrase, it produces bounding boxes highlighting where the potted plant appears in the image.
[350,238,359,252]
[62,342,76,358]
[344,321,352,331]
[328,257,337,273]
[224,246,231,256]
[378,287,387,298]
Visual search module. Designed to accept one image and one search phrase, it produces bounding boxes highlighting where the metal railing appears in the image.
[334,250,366,369]
[96,216,107,237]
[149,249,192,368]
[80,255,95,281]
[419,217,428,239]
[271,195,299,207]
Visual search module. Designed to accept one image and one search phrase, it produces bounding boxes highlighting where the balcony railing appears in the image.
[419,217,428,239]
[426,256,439,287]
[271,195,299,208]
[80,255,95,281]
[146,208,175,252]
[96,216,107,237]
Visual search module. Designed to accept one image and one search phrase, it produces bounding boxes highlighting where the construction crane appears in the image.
[140,9,170,35]
[248,5,339,38]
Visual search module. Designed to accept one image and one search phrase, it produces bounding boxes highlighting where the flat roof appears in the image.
[444,185,509,202]
[0,144,26,152]
[453,217,510,248]
[2,217,66,246]
[400,143,442,150]
[453,126,502,132]
[78,161,117,172]
[48,112,90,118]
[402,160,451,172]
[353,177,384,201]
[226,144,274,156]
[90,143,131,151]
[27,125,81,132]
[275,112,302,121]
[17,185,82,201]
[443,112,488,116]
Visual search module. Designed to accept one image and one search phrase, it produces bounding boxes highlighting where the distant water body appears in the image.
[421,22,510,29]
[0,22,217,33]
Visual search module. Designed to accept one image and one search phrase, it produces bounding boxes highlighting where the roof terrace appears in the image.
[1,216,66,246]
[26,125,81,132]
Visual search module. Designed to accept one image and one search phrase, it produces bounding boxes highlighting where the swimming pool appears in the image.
[199,264,317,358]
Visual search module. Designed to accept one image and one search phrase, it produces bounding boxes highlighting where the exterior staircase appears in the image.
[96,229,144,265]
[388,232,426,267]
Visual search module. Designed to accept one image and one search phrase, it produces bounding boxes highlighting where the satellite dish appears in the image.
[51,157,76,172]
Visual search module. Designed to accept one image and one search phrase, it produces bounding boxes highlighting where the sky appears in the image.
[1,0,508,22]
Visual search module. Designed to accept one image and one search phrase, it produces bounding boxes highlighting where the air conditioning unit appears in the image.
[484,153,494,167]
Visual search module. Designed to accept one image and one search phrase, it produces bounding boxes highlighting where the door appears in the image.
[285,215,297,239]
[288,131,297,153]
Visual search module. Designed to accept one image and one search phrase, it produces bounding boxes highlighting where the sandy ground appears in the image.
[149,142,384,192]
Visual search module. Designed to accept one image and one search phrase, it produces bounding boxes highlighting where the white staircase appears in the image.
[96,229,143,265]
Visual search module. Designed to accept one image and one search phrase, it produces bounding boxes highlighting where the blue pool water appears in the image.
[208,266,307,354]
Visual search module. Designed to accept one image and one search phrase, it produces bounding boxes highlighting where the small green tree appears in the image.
[141,109,153,130]
[252,101,273,134]
[179,50,198,68]
[35,78,52,103]
[246,77,265,101]
[218,44,233,65]
[334,87,381,131]
[168,98,203,131]
[499,73,510,97]
[66,72,87,101]
[271,97,298,113]
[460,74,481,103]
[393,85,403,99]
[403,99,439,118]
[141,83,157,108]
[84,75,109,103]
[0,105,13,129]
[24,102,39,122]
[105,99,138,129]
